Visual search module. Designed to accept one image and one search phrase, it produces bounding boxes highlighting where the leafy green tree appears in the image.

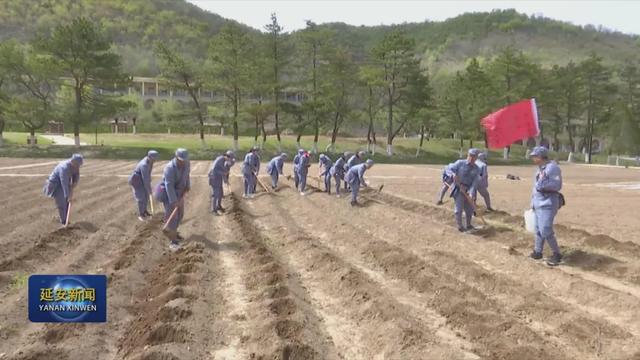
[0,42,11,146]
[400,68,432,156]
[487,47,535,105]
[152,99,185,133]
[580,53,615,162]
[612,61,640,156]
[487,47,537,157]
[537,66,565,150]
[372,29,421,155]
[246,34,274,147]
[155,42,207,145]
[609,102,640,156]
[34,17,129,146]
[207,104,231,136]
[299,21,332,153]
[0,41,60,146]
[461,58,494,147]
[439,71,469,152]
[208,21,253,151]
[553,61,584,152]
[619,61,640,121]
[410,107,436,156]
[323,47,357,152]
[280,101,313,148]
[264,13,291,151]
[358,65,385,154]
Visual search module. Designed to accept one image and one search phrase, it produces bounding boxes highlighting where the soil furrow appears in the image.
[0,178,133,272]
[115,176,219,359]
[306,187,640,358]
[370,190,640,289]
[291,184,586,359]
[0,193,148,358]
[333,192,640,339]
[222,190,341,359]
[245,186,477,359]
[0,176,106,231]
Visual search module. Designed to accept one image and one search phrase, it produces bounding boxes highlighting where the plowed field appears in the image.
[0,158,639,360]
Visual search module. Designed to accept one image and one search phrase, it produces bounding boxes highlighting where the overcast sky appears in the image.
[188,0,640,34]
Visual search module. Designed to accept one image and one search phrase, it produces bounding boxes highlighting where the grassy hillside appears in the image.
[318,10,640,76]
[0,2,638,76]
[0,0,252,75]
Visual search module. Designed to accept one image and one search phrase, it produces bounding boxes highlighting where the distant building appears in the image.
[98,77,304,107]
[47,121,64,135]
[110,119,128,134]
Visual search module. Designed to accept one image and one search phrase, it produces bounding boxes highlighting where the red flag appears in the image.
[481,99,540,149]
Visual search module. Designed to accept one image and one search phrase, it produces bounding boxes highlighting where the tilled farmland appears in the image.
[0,158,639,360]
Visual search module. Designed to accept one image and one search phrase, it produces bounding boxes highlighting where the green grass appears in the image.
[0,132,624,166]
[75,133,536,165]
[2,132,53,145]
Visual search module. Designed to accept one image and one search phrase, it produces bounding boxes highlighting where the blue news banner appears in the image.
[28,275,107,323]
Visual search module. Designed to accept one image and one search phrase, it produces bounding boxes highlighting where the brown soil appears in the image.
[0,159,638,359]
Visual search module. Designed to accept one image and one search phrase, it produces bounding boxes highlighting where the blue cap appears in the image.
[280,152,288,158]
[147,150,159,160]
[319,154,326,161]
[175,148,189,161]
[478,152,487,160]
[71,153,84,166]
[529,146,549,158]
[298,149,305,155]
[365,159,374,167]
[225,150,235,158]
[468,148,480,157]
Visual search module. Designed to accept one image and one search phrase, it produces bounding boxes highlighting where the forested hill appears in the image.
[319,10,640,77]
[0,0,253,75]
[1,1,638,76]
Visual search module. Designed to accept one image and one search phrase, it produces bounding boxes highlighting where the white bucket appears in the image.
[524,209,537,233]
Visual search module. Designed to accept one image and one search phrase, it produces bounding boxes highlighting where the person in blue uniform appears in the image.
[436,164,453,205]
[266,153,288,189]
[292,149,304,189]
[250,147,261,193]
[345,159,374,206]
[242,147,260,199]
[342,151,354,191]
[128,150,159,221]
[208,150,235,214]
[43,154,83,226]
[223,157,235,187]
[472,152,494,211]
[330,153,347,197]
[318,154,333,194]
[347,150,366,170]
[448,149,481,232]
[155,148,191,250]
[296,150,311,195]
[529,146,563,266]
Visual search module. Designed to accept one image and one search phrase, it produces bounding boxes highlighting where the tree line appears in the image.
[0,18,130,146]
[0,15,639,159]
